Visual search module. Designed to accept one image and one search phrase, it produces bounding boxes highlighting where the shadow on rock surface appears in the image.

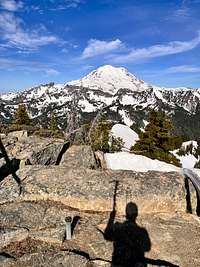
[0,138,22,194]
[104,202,179,267]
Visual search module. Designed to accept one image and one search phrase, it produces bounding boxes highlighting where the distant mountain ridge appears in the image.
[1,65,200,138]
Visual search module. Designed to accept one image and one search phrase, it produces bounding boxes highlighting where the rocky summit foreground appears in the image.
[0,135,200,267]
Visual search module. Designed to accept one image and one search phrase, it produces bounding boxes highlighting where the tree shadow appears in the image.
[0,159,20,182]
[104,202,179,267]
[0,139,22,195]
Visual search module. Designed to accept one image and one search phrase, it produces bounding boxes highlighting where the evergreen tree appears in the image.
[14,104,31,125]
[90,120,111,152]
[50,112,58,131]
[89,120,124,153]
[109,136,124,152]
[131,110,180,166]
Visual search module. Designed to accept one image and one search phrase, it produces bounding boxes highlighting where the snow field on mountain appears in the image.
[110,124,139,151]
[105,152,180,172]
[140,120,149,132]
[0,92,17,101]
[89,91,114,106]
[68,65,150,94]
[79,99,97,112]
[121,95,139,105]
[118,110,133,127]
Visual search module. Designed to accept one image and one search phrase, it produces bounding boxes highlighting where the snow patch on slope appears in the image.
[140,120,149,132]
[110,124,139,151]
[0,92,18,101]
[79,99,96,112]
[105,152,180,172]
[119,110,133,127]
[179,155,198,169]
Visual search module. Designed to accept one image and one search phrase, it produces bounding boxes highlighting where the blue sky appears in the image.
[0,0,200,93]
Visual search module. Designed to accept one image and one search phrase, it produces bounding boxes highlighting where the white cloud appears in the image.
[172,0,190,18]
[62,0,81,8]
[0,57,60,76]
[0,12,60,51]
[173,7,189,18]
[111,32,200,63]
[166,65,200,73]
[81,64,94,71]
[61,48,69,53]
[45,68,60,76]
[81,39,123,59]
[47,0,82,10]
[0,0,23,11]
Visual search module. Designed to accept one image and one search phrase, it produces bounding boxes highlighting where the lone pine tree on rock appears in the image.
[14,103,31,125]
[131,110,180,166]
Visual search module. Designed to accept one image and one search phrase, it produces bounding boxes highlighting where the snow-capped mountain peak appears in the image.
[1,64,200,139]
[67,65,150,94]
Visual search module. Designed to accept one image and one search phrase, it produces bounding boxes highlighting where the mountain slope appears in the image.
[67,65,151,94]
[0,65,200,138]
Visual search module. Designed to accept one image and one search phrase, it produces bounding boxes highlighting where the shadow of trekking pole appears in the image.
[112,180,119,212]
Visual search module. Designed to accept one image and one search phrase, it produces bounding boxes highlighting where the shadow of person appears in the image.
[104,202,150,267]
[104,202,179,267]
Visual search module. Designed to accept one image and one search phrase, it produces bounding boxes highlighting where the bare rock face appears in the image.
[0,228,29,250]
[60,146,97,169]
[1,136,97,169]
[8,131,28,140]
[0,167,185,214]
[94,151,107,169]
[2,251,88,267]
[0,136,200,267]
[0,197,199,267]
[29,142,70,165]
[1,136,65,161]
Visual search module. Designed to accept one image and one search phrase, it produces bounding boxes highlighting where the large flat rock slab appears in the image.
[1,165,198,266]
[0,166,185,214]
[0,199,199,267]
[1,251,88,267]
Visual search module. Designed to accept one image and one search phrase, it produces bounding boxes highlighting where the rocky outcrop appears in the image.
[60,146,97,169]
[8,131,28,140]
[29,142,70,166]
[0,136,97,169]
[0,195,199,267]
[1,250,88,267]
[1,136,64,161]
[94,151,107,169]
[1,137,200,267]
[0,167,185,214]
